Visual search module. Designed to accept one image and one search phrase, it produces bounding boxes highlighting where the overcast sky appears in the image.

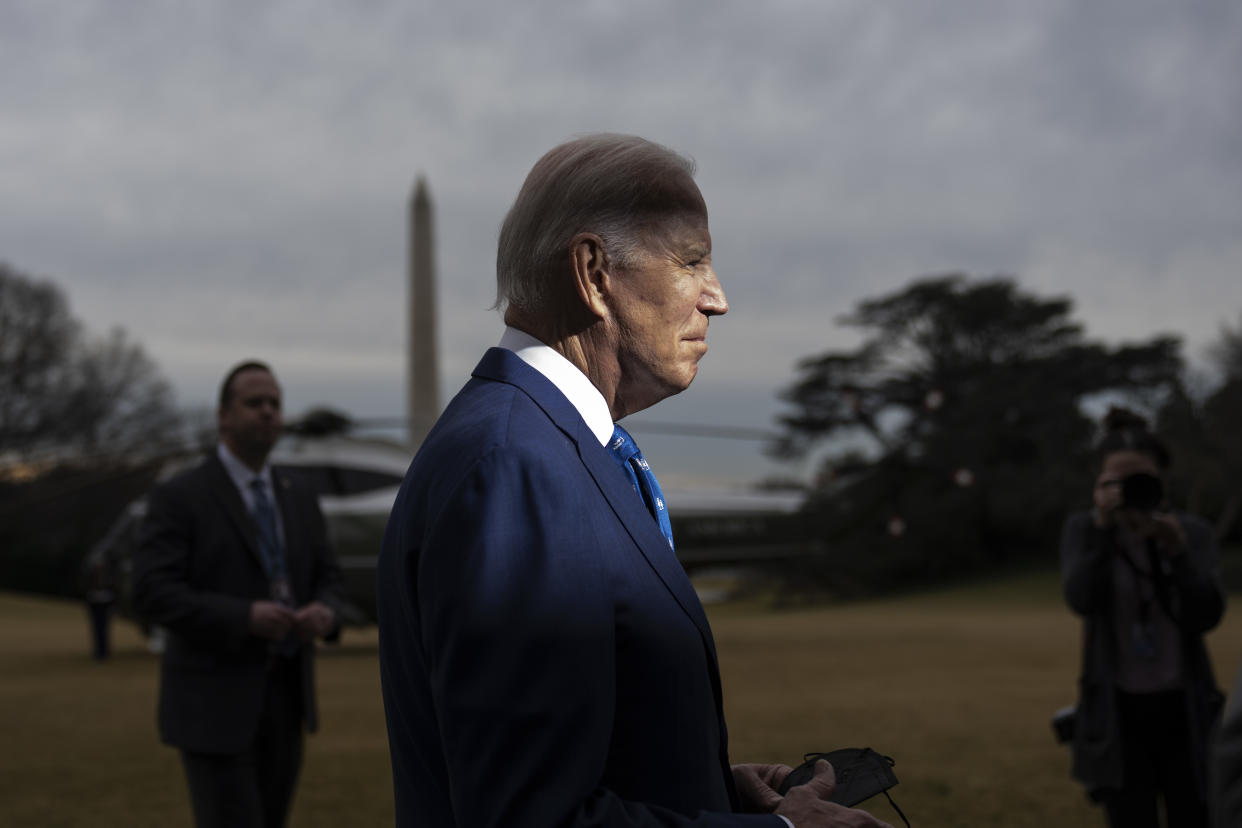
[2,0,1239,487]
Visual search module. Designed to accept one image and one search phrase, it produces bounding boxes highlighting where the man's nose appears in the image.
[699,267,728,317]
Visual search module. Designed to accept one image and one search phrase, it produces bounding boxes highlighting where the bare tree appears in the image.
[0,262,181,465]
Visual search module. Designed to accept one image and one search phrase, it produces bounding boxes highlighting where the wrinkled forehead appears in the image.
[649,168,706,216]
[635,210,711,255]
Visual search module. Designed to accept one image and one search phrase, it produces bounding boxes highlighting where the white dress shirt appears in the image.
[217,442,285,548]
[499,326,614,447]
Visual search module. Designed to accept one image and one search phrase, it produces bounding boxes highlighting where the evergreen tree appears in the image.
[773,274,1182,591]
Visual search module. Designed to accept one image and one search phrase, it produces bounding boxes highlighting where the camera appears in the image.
[1120,472,1163,512]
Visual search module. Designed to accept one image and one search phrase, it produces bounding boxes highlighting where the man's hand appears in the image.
[773,760,894,828]
[249,600,296,640]
[294,601,336,641]
[732,763,793,812]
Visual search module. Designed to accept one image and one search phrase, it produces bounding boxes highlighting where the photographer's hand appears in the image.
[1148,512,1188,558]
[1113,509,1186,558]
[1092,476,1123,528]
[1113,507,1151,538]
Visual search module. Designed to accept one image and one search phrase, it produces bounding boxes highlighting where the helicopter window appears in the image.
[275,465,403,497]
[275,465,338,497]
[337,468,404,494]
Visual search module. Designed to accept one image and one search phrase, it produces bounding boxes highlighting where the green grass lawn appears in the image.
[2,571,1240,827]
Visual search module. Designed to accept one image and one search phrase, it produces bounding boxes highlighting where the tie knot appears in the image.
[606,423,674,549]
[609,424,641,463]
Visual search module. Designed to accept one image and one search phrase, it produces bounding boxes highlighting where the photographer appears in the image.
[1061,407,1225,828]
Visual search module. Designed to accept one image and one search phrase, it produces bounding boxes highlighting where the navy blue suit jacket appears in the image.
[377,348,780,827]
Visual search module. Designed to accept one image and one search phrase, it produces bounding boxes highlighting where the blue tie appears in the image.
[249,479,292,606]
[250,479,297,656]
[607,425,675,549]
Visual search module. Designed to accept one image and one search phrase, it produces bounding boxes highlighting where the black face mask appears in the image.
[777,747,909,827]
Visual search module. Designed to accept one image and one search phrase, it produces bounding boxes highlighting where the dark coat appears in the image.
[132,452,343,754]
[1061,509,1225,799]
[377,348,781,828]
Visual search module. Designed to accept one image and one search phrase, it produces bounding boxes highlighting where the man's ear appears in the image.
[568,232,612,320]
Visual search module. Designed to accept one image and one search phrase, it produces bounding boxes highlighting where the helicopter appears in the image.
[86,408,814,631]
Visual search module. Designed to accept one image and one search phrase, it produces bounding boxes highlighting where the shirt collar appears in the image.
[217,442,273,493]
[499,326,614,447]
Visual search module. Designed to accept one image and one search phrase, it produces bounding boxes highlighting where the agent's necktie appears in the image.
[250,479,298,655]
[607,424,674,549]
[249,478,291,599]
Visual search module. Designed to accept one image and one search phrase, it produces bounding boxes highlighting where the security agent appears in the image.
[134,361,343,828]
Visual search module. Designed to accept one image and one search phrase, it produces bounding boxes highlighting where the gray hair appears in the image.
[495,134,704,314]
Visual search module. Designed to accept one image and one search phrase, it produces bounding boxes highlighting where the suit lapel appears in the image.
[471,348,715,643]
[580,441,716,639]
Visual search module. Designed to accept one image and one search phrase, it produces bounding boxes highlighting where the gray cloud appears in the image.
[2,0,1239,485]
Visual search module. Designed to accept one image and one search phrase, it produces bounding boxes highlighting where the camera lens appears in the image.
[1120,473,1163,512]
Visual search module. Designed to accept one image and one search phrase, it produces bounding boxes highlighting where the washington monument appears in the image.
[407,176,439,446]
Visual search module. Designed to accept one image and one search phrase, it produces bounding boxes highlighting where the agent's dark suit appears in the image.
[378,348,781,828]
[133,451,342,826]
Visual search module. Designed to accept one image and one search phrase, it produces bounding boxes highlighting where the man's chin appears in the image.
[247,435,280,456]
[666,366,699,396]
[682,360,701,386]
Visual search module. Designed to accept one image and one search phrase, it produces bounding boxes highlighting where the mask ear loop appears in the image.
[857,749,909,828]
[880,787,911,828]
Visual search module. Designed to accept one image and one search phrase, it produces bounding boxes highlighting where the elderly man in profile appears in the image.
[377,134,892,828]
